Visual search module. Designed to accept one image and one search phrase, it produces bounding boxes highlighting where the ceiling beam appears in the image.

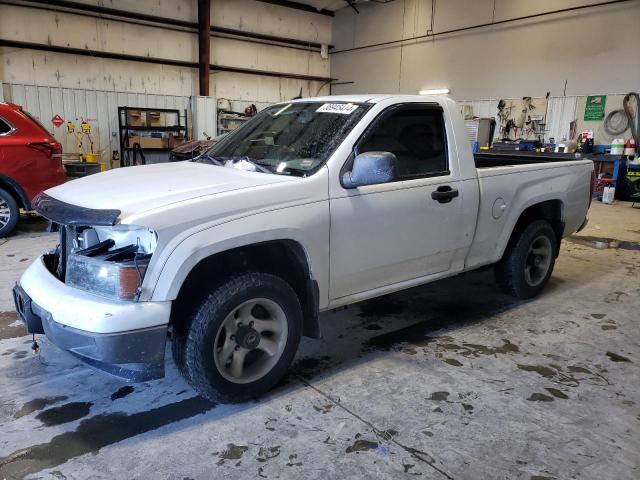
[254,0,334,17]
[0,39,334,82]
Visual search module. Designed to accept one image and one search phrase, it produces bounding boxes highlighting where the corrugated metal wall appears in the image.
[1,83,192,168]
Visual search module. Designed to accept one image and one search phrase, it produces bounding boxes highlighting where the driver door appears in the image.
[329,103,463,301]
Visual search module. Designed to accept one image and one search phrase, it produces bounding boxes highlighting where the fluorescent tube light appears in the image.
[419,88,450,95]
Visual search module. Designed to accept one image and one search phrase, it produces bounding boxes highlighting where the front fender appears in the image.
[147,202,330,309]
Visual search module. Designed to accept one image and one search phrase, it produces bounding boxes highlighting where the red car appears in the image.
[0,102,65,237]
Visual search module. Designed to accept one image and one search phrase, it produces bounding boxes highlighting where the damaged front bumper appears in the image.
[13,255,171,381]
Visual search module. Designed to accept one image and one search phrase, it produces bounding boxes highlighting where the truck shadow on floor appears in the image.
[0,270,570,478]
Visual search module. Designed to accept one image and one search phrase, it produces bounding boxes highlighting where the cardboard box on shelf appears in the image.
[126,110,145,126]
[147,111,165,127]
[128,136,165,149]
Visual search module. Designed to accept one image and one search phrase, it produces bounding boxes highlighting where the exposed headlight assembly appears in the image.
[66,250,149,301]
[64,227,156,301]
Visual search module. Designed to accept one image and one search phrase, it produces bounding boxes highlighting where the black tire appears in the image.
[171,317,191,383]
[0,188,19,238]
[179,272,302,403]
[495,220,557,299]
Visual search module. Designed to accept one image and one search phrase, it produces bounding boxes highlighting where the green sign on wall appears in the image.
[584,95,607,121]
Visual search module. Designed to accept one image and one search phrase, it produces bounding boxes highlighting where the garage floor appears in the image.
[0,202,638,480]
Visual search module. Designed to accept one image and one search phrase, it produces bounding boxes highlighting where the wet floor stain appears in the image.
[358,297,404,318]
[0,396,214,478]
[605,291,628,303]
[312,403,334,414]
[14,396,69,419]
[591,313,607,319]
[606,352,631,362]
[12,351,28,359]
[450,340,519,357]
[0,311,24,341]
[288,355,332,380]
[567,365,591,374]
[346,439,378,453]
[363,299,514,353]
[430,391,449,401]
[517,364,557,378]
[217,444,249,465]
[286,453,303,467]
[545,388,568,400]
[444,358,463,367]
[36,402,93,426]
[256,446,280,462]
[110,385,135,401]
[364,324,382,330]
[528,393,554,402]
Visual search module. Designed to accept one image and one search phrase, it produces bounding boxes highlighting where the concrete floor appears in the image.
[0,202,638,480]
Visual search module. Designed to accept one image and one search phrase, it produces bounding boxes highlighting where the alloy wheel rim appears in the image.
[213,298,288,384]
[0,199,11,228]
[524,235,552,287]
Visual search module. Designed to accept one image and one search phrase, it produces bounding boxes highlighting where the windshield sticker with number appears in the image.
[316,103,359,115]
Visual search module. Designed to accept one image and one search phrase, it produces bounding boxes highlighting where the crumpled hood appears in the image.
[45,162,296,220]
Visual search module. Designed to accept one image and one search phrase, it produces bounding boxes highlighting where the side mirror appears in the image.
[341,151,397,188]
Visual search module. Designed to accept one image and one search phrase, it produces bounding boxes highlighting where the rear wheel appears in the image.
[495,220,557,299]
[0,188,19,238]
[177,272,302,403]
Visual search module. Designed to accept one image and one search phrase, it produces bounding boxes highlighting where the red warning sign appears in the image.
[51,114,64,128]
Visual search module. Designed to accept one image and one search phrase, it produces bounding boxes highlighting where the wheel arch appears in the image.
[167,238,321,340]
[0,175,30,210]
[501,199,565,260]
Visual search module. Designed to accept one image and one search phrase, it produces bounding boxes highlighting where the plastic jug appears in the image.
[602,186,615,204]
[624,138,636,156]
[610,138,624,155]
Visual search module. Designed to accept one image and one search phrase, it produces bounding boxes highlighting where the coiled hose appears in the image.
[623,92,639,145]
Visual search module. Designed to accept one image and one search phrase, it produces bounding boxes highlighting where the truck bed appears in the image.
[474,151,586,169]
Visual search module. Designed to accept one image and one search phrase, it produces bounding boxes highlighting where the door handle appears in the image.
[431,185,459,203]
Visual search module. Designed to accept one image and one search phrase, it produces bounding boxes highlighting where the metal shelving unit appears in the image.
[217,112,250,135]
[118,106,188,167]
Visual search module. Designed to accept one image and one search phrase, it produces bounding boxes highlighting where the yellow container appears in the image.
[85,153,100,163]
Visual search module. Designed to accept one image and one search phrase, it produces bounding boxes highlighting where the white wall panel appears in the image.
[213,0,332,45]
[332,0,640,99]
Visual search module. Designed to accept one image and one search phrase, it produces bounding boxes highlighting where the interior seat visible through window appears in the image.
[358,105,448,179]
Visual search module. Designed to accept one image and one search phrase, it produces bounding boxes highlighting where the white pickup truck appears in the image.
[14,95,593,402]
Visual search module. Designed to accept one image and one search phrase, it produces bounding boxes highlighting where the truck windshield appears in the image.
[196,102,371,177]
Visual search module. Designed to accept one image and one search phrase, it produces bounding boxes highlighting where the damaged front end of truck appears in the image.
[13,193,169,381]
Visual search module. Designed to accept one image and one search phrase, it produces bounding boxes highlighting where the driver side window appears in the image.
[357,105,448,180]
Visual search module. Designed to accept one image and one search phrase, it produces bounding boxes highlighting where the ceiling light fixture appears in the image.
[419,88,450,95]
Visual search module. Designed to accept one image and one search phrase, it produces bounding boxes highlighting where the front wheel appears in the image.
[177,272,302,403]
[495,220,557,299]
